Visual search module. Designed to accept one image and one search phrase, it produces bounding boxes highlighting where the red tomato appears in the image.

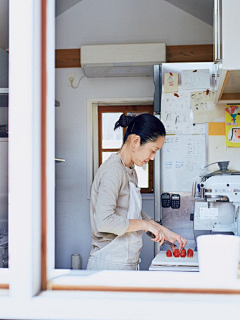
[173,249,180,257]
[180,248,186,257]
[166,250,172,257]
[187,248,194,257]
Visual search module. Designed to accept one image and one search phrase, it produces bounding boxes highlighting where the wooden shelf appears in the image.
[218,70,240,102]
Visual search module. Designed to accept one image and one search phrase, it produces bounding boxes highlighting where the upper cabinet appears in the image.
[214,0,240,103]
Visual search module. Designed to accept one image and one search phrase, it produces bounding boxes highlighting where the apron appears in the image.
[87,165,143,271]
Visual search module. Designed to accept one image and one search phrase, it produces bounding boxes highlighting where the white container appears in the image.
[197,235,240,282]
[71,254,82,270]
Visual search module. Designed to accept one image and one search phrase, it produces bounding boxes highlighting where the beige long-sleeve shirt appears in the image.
[89,153,152,255]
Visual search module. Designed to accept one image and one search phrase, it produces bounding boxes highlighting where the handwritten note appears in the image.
[182,69,210,90]
[161,135,206,192]
[190,90,224,123]
[164,72,179,93]
[161,93,206,134]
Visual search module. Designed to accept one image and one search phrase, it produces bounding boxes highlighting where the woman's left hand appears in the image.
[160,225,187,251]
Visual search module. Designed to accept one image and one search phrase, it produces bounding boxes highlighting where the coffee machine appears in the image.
[193,161,240,240]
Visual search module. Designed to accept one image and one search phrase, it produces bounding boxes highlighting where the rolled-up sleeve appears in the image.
[95,165,129,236]
[141,210,152,221]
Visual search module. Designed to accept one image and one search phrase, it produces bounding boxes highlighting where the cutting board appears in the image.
[151,251,199,267]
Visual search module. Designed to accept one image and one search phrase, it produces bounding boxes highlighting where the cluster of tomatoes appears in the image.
[166,248,194,258]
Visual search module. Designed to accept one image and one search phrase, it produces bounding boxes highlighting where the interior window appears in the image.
[98,105,153,193]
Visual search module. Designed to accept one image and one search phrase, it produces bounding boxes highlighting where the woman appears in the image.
[87,113,187,270]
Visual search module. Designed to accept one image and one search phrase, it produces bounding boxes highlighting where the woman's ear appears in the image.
[132,135,141,150]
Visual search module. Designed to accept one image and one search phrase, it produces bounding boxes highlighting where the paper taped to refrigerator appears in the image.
[161,92,206,134]
[161,135,206,192]
[190,90,224,123]
[181,69,210,90]
[164,72,179,93]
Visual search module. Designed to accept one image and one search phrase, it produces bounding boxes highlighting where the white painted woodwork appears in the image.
[3,0,240,318]
[214,0,240,102]
[46,0,56,282]
[222,0,240,70]
[9,0,42,298]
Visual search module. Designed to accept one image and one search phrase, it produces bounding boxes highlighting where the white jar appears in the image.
[71,253,82,269]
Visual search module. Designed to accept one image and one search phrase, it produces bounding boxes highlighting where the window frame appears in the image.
[98,105,154,193]
[2,1,240,318]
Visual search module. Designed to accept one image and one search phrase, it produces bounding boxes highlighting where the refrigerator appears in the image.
[147,62,217,270]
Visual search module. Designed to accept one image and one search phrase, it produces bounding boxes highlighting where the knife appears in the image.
[163,240,177,247]
[146,231,177,247]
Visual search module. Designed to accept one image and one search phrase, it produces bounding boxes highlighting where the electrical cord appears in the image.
[69,75,86,89]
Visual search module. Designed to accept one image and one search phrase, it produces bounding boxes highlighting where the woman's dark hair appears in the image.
[114,113,166,144]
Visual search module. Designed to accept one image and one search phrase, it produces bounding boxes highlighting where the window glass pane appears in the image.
[135,164,149,188]
[103,152,149,189]
[0,137,8,268]
[0,93,9,267]
[102,113,123,149]
[102,152,116,163]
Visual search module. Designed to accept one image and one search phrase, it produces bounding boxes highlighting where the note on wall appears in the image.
[208,122,225,136]
[161,92,206,134]
[182,69,210,90]
[190,90,224,123]
[161,135,206,192]
[164,72,179,93]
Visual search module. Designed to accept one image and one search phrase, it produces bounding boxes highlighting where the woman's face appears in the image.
[132,136,165,167]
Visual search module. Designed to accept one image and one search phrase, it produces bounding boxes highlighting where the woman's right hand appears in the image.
[145,222,165,246]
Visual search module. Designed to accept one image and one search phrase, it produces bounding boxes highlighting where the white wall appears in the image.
[55,0,213,48]
[55,0,213,270]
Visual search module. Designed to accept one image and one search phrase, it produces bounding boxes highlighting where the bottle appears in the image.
[71,253,82,269]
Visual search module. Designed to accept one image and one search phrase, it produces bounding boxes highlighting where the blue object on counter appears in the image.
[197,184,201,197]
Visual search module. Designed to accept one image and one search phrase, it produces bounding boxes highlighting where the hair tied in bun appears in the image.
[114,114,134,130]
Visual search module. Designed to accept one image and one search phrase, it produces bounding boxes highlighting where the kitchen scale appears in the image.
[149,251,199,272]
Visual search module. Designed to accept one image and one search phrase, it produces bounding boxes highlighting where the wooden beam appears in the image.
[55,45,213,68]
[55,48,80,68]
[166,44,213,63]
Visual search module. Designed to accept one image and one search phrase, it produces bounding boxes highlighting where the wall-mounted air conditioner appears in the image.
[81,43,166,78]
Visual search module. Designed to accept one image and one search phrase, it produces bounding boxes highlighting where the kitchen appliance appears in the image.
[81,43,166,78]
[193,161,240,242]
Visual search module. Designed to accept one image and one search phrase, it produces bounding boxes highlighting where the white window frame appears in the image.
[2,0,240,319]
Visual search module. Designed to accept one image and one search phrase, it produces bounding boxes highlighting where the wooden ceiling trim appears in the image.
[55,44,213,68]
[55,48,81,68]
[166,44,213,63]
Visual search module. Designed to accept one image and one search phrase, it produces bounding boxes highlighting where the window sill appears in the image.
[141,193,154,200]
[48,270,240,294]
